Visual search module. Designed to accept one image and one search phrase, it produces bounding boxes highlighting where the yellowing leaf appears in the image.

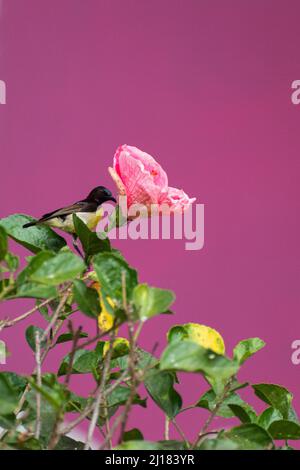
[168,323,225,355]
[103,337,130,358]
[98,309,114,332]
[185,324,225,355]
[91,282,115,332]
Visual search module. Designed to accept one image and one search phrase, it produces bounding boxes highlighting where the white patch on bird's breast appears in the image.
[44,214,75,233]
[44,208,103,234]
[78,209,103,229]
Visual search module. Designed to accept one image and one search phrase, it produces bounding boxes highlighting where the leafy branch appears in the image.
[0,214,299,450]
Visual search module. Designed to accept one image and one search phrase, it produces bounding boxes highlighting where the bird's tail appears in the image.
[23,221,37,228]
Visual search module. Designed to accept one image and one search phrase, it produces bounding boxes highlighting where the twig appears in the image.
[0,279,16,302]
[164,416,170,440]
[72,321,121,352]
[192,378,234,449]
[64,322,82,386]
[103,397,112,450]
[46,319,80,450]
[172,418,190,448]
[59,368,130,436]
[97,345,159,450]
[0,280,72,331]
[133,321,143,343]
[41,289,70,341]
[117,271,138,444]
[98,408,128,450]
[34,331,42,440]
[84,386,104,450]
[84,332,115,450]
[98,274,144,449]
[0,297,55,331]
[194,430,218,446]
[121,271,127,311]
[59,401,96,435]
[15,297,68,415]
[104,369,130,395]
[177,405,197,415]
[41,318,64,362]
[47,410,64,450]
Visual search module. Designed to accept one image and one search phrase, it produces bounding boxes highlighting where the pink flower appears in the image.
[108,145,196,214]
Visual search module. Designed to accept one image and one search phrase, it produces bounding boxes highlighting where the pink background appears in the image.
[1,0,300,444]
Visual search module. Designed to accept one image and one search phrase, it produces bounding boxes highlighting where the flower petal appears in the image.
[108,167,127,196]
[113,144,168,207]
[161,186,196,212]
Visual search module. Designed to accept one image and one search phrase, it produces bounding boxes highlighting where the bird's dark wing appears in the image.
[38,200,98,222]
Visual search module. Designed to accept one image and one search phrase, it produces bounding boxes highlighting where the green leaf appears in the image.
[17,251,55,284]
[105,205,127,232]
[0,214,66,253]
[116,440,163,450]
[258,407,283,429]
[58,350,101,376]
[160,341,239,388]
[123,428,144,442]
[167,325,188,343]
[6,435,43,450]
[0,373,19,415]
[133,284,175,321]
[114,347,158,372]
[287,406,300,424]
[4,252,19,272]
[26,389,58,446]
[199,437,238,450]
[158,440,189,450]
[1,372,27,395]
[27,373,68,410]
[93,252,138,304]
[229,379,249,393]
[25,325,46,351]
[278,444,296,450]
[73,279,101,318]
[68,350,99,374]
[228,404,253,424]
[55,436,85,450]
[197,388,256,420]
[0,413,16,430]
[0,226,8,261]
[253,384,293,419]
[0,278,13,299]
[268,420,300,440]
[258,406,299,430]
[107,386,146,408]
[56,331,88,344]
[15,282,57,299]
[15,252,58,298]
[103,338,130,359]
[73,214,110,259]
[233,338,265,365]
[36,300,51,321]
[220,424,273,450]
[66,392,89,414]
[117,439,188,450]
[30,251,85,285]
[144,370,182,418]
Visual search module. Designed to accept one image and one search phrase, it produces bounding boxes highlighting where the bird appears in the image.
[23,186,116,257]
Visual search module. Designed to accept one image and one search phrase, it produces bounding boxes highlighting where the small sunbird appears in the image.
[23,186,116,256]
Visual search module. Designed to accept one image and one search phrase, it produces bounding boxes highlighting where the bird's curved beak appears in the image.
[108,196,117,203]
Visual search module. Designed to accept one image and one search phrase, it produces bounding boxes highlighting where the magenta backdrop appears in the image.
[1,0,300,443]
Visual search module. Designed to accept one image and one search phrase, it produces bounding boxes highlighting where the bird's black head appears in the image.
[85,186,116,205]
